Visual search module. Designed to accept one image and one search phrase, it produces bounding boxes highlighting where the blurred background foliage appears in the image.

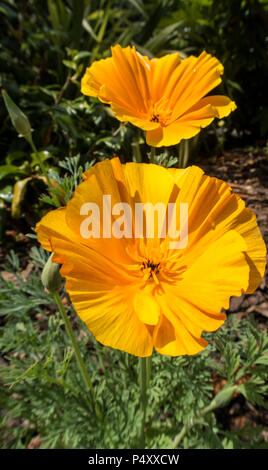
[0,0,267,228]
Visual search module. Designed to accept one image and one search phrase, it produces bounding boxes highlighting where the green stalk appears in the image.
[149,147,156,163]
[52,292,92,393]
[178,140,189,168]
[29,139,54,193]
[172,384,237,448]
[139,356,151,448]
[132,131,142,162]
[30,139,61,207]
[146,355,151,388]
[182,139,189,168]
[172,401,218,448]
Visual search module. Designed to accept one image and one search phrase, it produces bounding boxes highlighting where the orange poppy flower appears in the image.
[81,45,236,147]
[36,158,266,357]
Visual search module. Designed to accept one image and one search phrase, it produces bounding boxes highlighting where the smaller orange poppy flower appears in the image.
[81,45,236,147]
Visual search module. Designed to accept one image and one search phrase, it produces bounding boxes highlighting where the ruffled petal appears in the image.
[171,230,249,312]
[228,205,266,293]
[150,52,181,103]
[152,230,249,356]
[164,166,266,294]
[67,158,136,264]
[134,286,160,326]
[185,95,237,120]
[169,51,224,120]
[82,45,152,120]
[146,96,236,147]
[58,244,153,357]
[146,119,212,146]
[122,161,175,206]
[36,207,80,260]
[153,311,208,356]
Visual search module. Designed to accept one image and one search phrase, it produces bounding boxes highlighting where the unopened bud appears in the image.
[41,254,62,292]
[213,384,237,408]
[2,89,33,145]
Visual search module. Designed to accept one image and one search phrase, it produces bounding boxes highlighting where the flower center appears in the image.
[125,240,186,287]
[142,259,161,284]
[149,99,172,127]
[150,114,160,123]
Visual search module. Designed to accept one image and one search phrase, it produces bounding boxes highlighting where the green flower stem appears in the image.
[182,139,189,168]
[132,131,142,163]
[139,356,151,448]
[52,291,92,393]
[172,398,220,448]
[29,139,55,195]
[178,140,190,168]
[172,384,237,448]
[149,147,156,163]
[146,355,151,388]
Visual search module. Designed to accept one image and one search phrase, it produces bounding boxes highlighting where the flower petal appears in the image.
[67,158,135,264]
[60,250,153,357]
[153,311,208,356]
[165,165,266,293]
[122,161,175,206]
[109,103,158,130]
[229,205,267,293]
[146,119,210,146]
[36,207,80,260]
[152,229,249,356]
[146,96,236,146]
[150,52,181,103]
[82,45,152,120]
[134,286,160,325]
[168,51,224,120]
[176,230,249,313]
[186,95,237,119]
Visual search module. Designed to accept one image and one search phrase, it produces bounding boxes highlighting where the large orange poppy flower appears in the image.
[36,158,266,357]
[81,45,236,147]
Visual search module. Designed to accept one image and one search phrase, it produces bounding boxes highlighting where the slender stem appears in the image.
[146,356,151,388]
[30,139,61,207]
[149,147,156,163]
[139,356,151,448]
[182,139,189,168]
[172,399,219,448]
[178,140,190,168]
[29,139,53,191]
[52,292,92,392]
[55,71,79,105]
[132,130,142,162]
[55,70,71,105]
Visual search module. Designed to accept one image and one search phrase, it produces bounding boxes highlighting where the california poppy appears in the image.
[36,158,266,357]
[81,45,236,147]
